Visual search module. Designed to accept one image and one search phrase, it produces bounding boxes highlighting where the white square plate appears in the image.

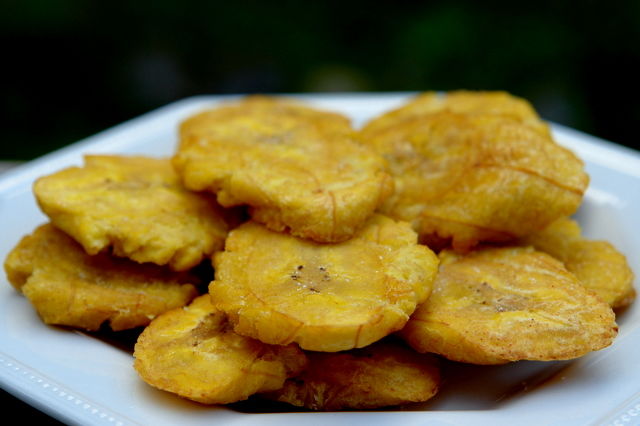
[1,93,639,426]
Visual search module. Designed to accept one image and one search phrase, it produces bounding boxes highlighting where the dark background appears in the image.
[2,0,640,161]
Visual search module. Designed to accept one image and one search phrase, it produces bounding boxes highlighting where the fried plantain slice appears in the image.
[33,155,228,271]
[521,217,635,309]
[3,224,198,331]
[264,340,440,410]
[399,246,617,365]
[210,214,439,352]
[133,295,307,405]
[362,111,588,251]
[173,96,393,243]
[361,90,550,139]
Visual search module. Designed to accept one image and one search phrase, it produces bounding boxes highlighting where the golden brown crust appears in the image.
[133,295,307,404]
[33,155,229,271]
[361,111,588,250]
[399,246,617,364]
[265,340,440,410]
[173,96,393,243]
[210,214,439,352]
[3,224,198,331]
[521,217,635,309]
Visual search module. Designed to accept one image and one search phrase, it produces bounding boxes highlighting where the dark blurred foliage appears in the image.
[1,0,639,160]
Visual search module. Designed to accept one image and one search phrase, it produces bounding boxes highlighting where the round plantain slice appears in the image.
[173,96,393,243]
[263,340,440,410]
[361,111,588,251]
[399,246,618,365]
[3,224,198,331]
[210,214,439,352]
[33,155,229,271]
[520,217,635,309]
[133,295,307,405]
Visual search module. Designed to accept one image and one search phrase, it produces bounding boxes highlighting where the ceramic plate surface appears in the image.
[1,93,639,426]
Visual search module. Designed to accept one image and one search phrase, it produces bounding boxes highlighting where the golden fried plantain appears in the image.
[3,224,198,331]
[210,214,439,352]
[399,246,617,365]
[362,112,588,250]
[133,295,307,405]
[361,90,550,139]
[33,155,228,271]
[264,340,440,410]
[521,217,635,309]
[173,96,393,243]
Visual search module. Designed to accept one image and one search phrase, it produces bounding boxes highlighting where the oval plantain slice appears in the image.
[520,217,635,309]
[33,155,229,271]
[210,214,439,352]
[173,96,393,243]
[3,224,198,331]
[133,295,307,405]
[361,111,588,251]
[263,339,440,410]
[399,246,617,365]
[361,90,551,140]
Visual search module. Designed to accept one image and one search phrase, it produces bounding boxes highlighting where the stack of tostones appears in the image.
[133,97,443,407]
[3,92,635,412]
[360,91,630,370]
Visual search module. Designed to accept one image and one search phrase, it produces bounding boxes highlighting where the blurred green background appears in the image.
[2,0,640,160]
